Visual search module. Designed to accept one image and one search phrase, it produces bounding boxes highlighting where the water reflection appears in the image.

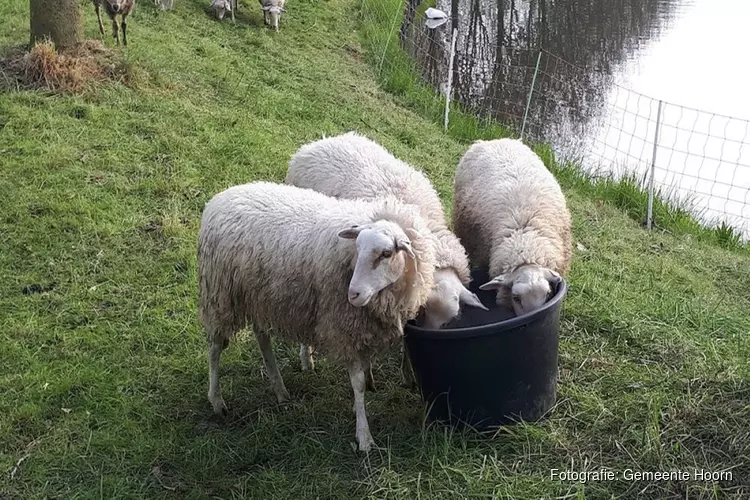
[402,0,683,141]
[399,0,750,236]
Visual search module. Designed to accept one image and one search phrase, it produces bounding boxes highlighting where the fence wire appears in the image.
[360,0,750,240]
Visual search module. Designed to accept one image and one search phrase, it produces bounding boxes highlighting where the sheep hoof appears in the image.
[357,431,375,453]
[276,388,291,403]
[211,397,228,416]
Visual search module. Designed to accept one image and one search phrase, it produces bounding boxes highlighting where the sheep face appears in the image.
[262,5,283,30]
[211,0,231,19]
[338,221,415,307]
[422,268,487,329]
[479,264,561,316]
[104,0,127,14]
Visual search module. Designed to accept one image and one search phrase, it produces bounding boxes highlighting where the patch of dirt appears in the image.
[0,39,141,94]
[22,282,57,295]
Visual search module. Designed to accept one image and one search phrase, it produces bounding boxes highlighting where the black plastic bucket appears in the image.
[403,268,566,431]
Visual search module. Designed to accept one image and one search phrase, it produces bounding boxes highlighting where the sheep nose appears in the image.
[349,291,360,302]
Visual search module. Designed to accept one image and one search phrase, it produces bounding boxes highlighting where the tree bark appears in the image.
[30,0,83,50]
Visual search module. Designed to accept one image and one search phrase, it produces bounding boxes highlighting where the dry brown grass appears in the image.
[0,39,137,93]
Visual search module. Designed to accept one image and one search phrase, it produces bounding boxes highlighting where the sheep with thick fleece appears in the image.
[198,181,436,452]
[453,138,572,316]
[285,131,486,381]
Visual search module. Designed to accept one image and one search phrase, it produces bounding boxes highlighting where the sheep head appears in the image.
[211,0,231,19]
[262,4,284,31]
[338,221,415,307]
[479,264,561,316]
[422,268,487,329]
[104,0,128,13]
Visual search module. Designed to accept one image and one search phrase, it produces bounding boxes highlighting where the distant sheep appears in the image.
[453,138,572,316]
[198,181,436,452]
[286,131,486,383]
[93,0,135,46]
[155,0,174,10]
[211,0,235,20]
[259,0,286,31]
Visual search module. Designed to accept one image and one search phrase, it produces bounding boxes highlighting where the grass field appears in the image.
[1,0,749,498]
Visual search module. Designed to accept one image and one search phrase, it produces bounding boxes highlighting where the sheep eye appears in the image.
[512,295,521,303]
[382,250,393,259]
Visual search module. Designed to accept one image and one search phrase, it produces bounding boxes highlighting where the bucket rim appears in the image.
[404,278,567,340]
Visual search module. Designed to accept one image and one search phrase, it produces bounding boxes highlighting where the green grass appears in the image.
[1,0,749,498]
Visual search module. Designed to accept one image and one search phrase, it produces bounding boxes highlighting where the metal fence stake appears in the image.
[444,27,458,132]
[647,100,664,230]
[521,49,542,140]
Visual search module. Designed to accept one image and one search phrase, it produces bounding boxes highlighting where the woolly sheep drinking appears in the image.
[453,138,572,316]
[198,181,436,452]
[285,131,486,383]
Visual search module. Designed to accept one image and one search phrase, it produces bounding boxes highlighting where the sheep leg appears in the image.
[231,0,236,23]
[365,361,376,392]
[121,15,128,46]
[347,359,375,452]
[400,341,417,388]
[208,338,228,415]
[111,17,120,45]
[299,344,314,371]
[255,330,290,402]
[94,2,105,36]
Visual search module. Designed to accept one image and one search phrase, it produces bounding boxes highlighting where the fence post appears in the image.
[647,100,664,230]
[444,27,458,132]
[520,49,542,140]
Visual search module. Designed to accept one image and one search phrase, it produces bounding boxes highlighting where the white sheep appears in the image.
[211,0,235,21]
[198,181,436,452]
[453,138,572,316]
[154,0,174,10]
[285,131,486,383]
[259,0,285,31]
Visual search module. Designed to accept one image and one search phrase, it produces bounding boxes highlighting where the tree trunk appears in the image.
[30,0,83,50]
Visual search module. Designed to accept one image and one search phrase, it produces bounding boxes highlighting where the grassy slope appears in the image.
[0,0,748,498]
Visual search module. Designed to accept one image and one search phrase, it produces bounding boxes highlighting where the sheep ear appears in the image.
[338,225,363,239]
[478,275,506,291]
[459,286,488,310]
[395,238,415,259]
[544,268,562,288]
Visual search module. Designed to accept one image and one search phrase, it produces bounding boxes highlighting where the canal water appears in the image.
[401,0,750,236]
